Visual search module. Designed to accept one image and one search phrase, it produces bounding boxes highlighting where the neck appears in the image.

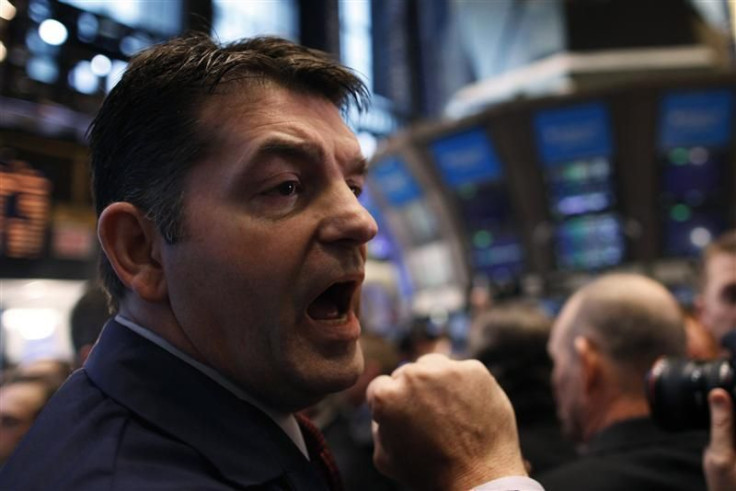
[582,393,650,442]
[117,299,208,365]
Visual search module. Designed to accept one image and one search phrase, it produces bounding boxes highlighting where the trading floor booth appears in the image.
[367,73,736,315]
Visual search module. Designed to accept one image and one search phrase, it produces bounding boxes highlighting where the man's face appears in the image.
[548,296,585,443]
[699,252,736,344]
[0,383,46,464]
[161,85,378,412]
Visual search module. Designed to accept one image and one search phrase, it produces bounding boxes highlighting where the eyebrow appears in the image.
[251,138,368,175]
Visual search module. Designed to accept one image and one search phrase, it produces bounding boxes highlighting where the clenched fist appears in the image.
[366,354,527,490]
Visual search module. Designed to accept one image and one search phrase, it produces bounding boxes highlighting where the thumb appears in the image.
[708,388,734,454]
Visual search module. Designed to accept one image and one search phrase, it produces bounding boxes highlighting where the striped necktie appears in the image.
[295,413,344,491]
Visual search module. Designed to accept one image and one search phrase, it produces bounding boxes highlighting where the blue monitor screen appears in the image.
[369,156,423,207]
[454,181,524,281]
[534,102,613,166]
[664,208,725,257]
[426,128,524,282]
[661,149,723,198]
[555,213,625,270]
[659,90,734,149]
[657,89,734,258]
[534,102,624,270]
[545,157,616,218]
[429,129,502,188]
[359,184,396,261]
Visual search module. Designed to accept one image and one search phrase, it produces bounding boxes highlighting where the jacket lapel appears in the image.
[85,320,329,490]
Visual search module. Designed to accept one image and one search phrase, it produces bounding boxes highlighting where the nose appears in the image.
[318,184,378,246]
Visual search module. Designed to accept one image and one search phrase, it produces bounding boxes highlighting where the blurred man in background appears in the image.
[470,302,576,476]
[696,230,736,354]
[704,388,736,491]
[539,273,707,491]
[0,379,55,468]
[69,285,109,367]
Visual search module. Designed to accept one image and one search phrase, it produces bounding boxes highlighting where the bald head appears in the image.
[557,274,686,390]
[548,274,687,442]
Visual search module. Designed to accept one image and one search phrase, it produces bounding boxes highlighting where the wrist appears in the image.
[443,452,528,491]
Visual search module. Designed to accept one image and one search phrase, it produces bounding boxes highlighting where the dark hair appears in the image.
[70,286,110,353]
[470,302,555,423]
[89,33,369,309]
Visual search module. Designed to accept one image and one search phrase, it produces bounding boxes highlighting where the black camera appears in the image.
[646,331,736,431]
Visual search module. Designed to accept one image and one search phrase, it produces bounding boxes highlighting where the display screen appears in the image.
[369,156,423,207]
[429,128,502,188]
[429,129,524,281]
[1,161,52,259]
[659,90,734,148]
[545,157,615,217]
[534,102,613,166]
[369,156,440,247]
[658,89,735,257]
[555,213,624,270]
[358,184,395,261]
[534,102,624,270]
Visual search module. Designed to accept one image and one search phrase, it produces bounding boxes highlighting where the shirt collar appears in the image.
[114,314,309,459]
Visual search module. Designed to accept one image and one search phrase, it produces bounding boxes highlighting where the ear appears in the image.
[574,335,602,395]
[97,202,167,303]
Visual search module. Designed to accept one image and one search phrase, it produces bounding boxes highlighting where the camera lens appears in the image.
[646,357,735,431]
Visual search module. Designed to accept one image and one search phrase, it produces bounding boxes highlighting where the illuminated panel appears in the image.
[658,89,734,257]
[369,156,439,249]
[534,102,624,270]
[358,183,395,261]
[0,161,52,259]
[429,128,523,282]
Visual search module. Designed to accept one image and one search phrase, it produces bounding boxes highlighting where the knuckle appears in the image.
[704,451,734,473]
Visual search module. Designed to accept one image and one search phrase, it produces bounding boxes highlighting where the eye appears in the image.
[264,180,302,198]
[276,181,300,196]
[347,180,363,197]
[721,284,736,305]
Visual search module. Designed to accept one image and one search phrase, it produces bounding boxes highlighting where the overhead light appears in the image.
[0,0,16,21]
[2,308,58,340]
[69,60,98,94]
[38,19,68,46]
[105,59,127,92]
[77,12,99,42]
[26,55,58,83]
[690,226,712,249]
[90,54,111,76]
[0,41,6,63]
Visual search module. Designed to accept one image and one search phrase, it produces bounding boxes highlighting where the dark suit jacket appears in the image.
[538,417,708,491]
[0,319,332,490]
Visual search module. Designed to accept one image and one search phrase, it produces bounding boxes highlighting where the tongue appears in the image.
[307,295,341,320]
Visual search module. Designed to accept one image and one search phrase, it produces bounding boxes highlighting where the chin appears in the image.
[301,349,364,395]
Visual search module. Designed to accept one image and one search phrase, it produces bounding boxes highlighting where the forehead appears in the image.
[197,84,361,158]
[0,384,45,413]
[705,252,736,286]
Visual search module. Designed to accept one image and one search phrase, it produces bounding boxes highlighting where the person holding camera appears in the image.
[538,273,708,491]
[705,388,736,491]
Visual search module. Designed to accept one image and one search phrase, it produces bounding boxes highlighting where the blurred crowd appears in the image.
[1,228,735,490]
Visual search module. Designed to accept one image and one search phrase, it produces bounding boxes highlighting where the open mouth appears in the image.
[307,281,357,321]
